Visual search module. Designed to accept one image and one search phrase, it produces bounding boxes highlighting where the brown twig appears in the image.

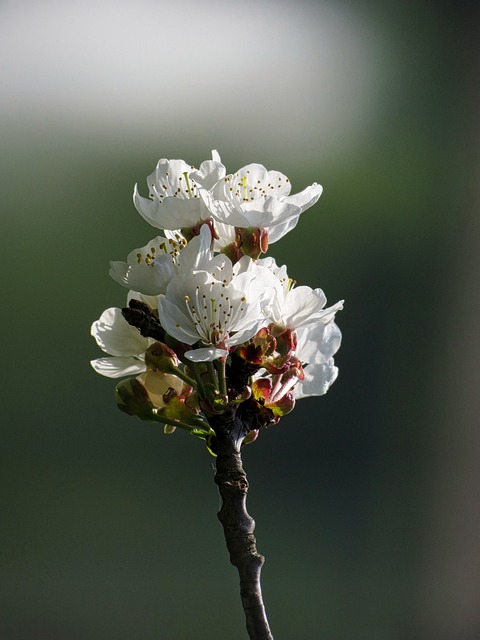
[212,416,274,640]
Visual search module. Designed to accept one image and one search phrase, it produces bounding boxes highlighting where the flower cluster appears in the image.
[91,151,343,452]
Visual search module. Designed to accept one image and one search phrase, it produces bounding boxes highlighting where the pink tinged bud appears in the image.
[260,228,269,254]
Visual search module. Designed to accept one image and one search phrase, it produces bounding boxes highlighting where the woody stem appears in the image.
[213,419,274,640]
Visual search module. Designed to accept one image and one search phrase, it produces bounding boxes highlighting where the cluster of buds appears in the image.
[91,151,343,453]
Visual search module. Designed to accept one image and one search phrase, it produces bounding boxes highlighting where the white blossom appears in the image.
[133,151,225,230]
[158,230,275,361]
[91,150,344,428]
[258,257,343,334]
[201,163,323,243]
[109,234,187,296]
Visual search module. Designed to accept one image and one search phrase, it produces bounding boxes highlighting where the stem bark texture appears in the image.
[213,420,274,640]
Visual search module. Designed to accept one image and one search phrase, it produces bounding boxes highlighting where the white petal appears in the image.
[190,151,226,190]
[267,215,300,243]
[127,290,162,308]
[133,184,209,230]
[184,347,228,362]
[213,221,236,250]
[91,307,151,356]
[177,224,213,272]
[109,261,129,287]
[110,259,174,296]
[296,321,342,364]
[283,183,323,212]
[264,170,291,197]
[312,299,345,324]
[227,321,265,347]
[157,297,199,345]
[156,196,209,229]
[293,361,339,398]
[282,286,327,328]
[236,163,269,182]
[139,371,184,403]
[211,196,300,229]
[90,356,146,378]
[133,185,163,229]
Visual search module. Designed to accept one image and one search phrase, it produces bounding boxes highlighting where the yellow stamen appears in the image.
[183,171,193,198]
[241,176,248,201]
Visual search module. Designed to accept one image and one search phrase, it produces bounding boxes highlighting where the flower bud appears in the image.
[145,342,179,373]
[115,378,154,420]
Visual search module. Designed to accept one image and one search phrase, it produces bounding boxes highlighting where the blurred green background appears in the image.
[1,1,478,638]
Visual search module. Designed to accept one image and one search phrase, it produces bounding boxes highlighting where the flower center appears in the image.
[151,168,200,202]
[183,283,246,346]
[135,237,187,266]
[224,171,290,205]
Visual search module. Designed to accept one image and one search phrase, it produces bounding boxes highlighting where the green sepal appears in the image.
[115,378,155,420]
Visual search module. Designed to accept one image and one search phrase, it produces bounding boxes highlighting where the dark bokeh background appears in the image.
[1,1,479,638]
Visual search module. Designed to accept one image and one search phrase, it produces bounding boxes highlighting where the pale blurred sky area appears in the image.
[0,0,389,156]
